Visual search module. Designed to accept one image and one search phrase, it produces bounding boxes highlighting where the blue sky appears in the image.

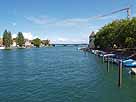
[0,0,135,43]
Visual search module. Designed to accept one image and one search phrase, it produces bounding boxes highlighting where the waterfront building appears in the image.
[12,38,17,47]
[42,40,50,46]
[25,39,32,48]
[89,31,95,49]
[0,38,3,47]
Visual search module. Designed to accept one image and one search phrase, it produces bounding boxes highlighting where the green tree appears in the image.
[32,38,41,47]
[94,18,136,49]
[16,32,25,47]
[125,37,136,48]
[9,32,13,45]
[3,30,12,48]
[3,30,8,47]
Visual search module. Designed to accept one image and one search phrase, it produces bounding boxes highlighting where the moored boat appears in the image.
[0,47,5,49]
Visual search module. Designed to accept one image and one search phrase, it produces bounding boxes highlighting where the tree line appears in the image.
[94,17,136,50]
[2,30,50,48]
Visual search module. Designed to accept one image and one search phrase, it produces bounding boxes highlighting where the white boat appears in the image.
[104,54,115,57]
[130,68,136,75]
[77,47,87,50]
[0,47,5,49]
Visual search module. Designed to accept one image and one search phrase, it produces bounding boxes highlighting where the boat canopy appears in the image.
[104,54,115,57]
[123,59,136,67]
[123,59,134,64]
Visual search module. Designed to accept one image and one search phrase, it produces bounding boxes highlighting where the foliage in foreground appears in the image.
[94,18,136,49]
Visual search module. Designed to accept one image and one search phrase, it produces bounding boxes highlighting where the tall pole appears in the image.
[127,7,131,19]
[107,56,109,72]
[103,55,104,63]
[118,60,123,88]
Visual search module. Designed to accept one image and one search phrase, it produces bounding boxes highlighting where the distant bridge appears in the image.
[51,44,88,47]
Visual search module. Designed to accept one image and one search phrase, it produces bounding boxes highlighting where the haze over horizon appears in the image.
[0,0,135,44]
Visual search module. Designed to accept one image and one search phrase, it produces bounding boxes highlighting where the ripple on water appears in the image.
[0,47,136,102]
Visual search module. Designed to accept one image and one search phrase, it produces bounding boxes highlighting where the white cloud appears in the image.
[25,16,56,25]
[12,32,34,40]
[25,16,91,27]
[33,35,42,39]
[12,34,17,38]
[22,32,33,40]
[58,38,68,42]
[53,18,90,27]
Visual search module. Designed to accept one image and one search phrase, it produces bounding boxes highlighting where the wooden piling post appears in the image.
[107,56,109,72]
[103,55,104,63]
[111,58,114,68]
[118,60,123,88]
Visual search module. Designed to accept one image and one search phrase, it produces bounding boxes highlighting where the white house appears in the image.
[25,39,32,48]
[12,38,17,47]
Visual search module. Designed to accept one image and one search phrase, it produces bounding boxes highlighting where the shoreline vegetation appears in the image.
[0,30,51,50]
[82,17,136,60]
[94,17,136,50]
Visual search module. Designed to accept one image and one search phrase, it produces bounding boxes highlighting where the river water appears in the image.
[0,46,136,102]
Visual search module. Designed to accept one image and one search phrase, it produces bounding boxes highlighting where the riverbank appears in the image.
[83,48,136,75]
[0,45,53,50]
[82,48,136,59]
